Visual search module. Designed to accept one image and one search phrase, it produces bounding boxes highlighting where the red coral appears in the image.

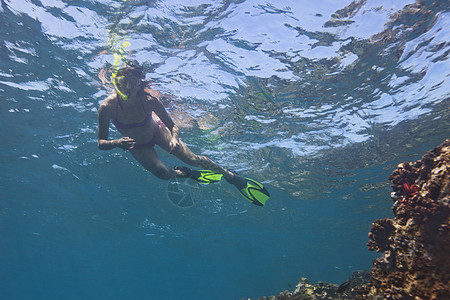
[399,182,419,206]
[402,182,418,198]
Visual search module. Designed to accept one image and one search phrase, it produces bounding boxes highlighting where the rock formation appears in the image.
[360,139,450,299]
[256,271,370,300]
[255,139,449,299]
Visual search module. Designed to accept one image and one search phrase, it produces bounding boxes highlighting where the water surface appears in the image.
[1,0,449,299]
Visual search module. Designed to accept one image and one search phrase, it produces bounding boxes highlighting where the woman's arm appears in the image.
[98,101,117,150]
[150,96,180,153]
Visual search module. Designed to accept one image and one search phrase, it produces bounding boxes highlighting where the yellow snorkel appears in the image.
[112,70,129,101]
[110,37,131,100]
[107,0,138,100]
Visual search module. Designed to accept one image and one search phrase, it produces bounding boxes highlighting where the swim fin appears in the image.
[190,169,223,184]
[174,167,270,206]
[226,173,270,206]
[174,167,223,184]
[238,178,270,206]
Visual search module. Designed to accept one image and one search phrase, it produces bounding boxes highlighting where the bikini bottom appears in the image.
[135,138,156,148]
[134,121,165,148]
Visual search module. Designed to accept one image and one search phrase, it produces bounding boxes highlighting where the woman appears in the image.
[97,60,246,189]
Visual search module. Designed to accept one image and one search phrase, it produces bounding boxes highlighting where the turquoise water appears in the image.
[1,0,449,299]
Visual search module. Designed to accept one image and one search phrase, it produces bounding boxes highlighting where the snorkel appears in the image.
[112,71,129,100]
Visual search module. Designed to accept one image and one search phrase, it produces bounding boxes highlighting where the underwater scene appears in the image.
[1,0,449,299]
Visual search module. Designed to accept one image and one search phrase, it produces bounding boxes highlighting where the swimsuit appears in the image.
[111,98,163,147]
[112,113,152,130]
[134,138,157,148]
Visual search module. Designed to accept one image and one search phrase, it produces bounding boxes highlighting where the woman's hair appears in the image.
[115,59,145,78]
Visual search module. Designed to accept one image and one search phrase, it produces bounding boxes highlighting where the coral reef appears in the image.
[360,139,450,299]
[255,271,370,300]
[255,140,449,300]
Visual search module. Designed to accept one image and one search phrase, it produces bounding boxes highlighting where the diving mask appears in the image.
[116,75,141,89]
[112,74,141,100]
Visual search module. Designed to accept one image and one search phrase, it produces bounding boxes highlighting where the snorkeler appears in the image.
[97,60,269,206]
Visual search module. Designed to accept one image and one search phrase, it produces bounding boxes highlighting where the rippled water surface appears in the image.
[1,0,449,299]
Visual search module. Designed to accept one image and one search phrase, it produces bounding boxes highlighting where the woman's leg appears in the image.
[129,146,178,180]
[154,124,241,184]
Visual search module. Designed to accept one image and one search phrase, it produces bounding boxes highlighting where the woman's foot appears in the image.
[224,171,247,190]
[174,166,192,178]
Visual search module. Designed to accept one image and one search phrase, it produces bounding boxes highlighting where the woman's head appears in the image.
[113,60,145,100]
[115,59,145,79]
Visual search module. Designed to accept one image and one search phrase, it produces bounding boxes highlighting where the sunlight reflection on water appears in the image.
[1,1,449,298]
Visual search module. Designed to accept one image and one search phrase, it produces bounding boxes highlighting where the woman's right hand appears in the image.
[115,137,136,150]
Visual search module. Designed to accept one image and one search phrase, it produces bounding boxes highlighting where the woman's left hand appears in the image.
[169,137,180,154]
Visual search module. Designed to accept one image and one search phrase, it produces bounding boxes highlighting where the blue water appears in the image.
[1,0,449,299]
